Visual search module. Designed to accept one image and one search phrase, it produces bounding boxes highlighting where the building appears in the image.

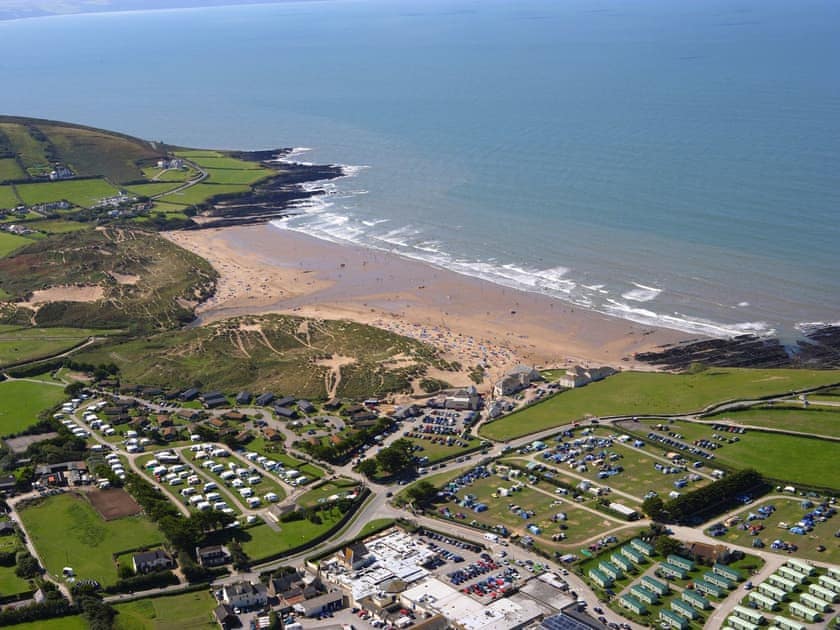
[772,616,806,630]
[808,583,838,603]
[731,605,765,625]
[666,554,694,572]
[294,590,344,617]
[785,558,815,576]
[255,393,275,406]
[235,391,253,405]
[222,580,268,610]
[196,545,229,568]
[787,601,821,623]
[680,589,709,610]
[339,542,370,570]
[659,609,688,630]
[444,387,481,411]
[556,365,615,389]
[617,594,646,615]
[0,474,17,494]
[688,541,731,564]
[657,562,688,581]
[213,603,237,629]
[818,574,840,593]
[670,599,698,620]
[713,563,742,582]
[641,575,669,596]
[629,585,658,605]
[767,573,797,592]
[131,549,173,574]
[493,365,542,397]
[620,545,645,564]
[587,568,612,589]
[747,591,778,611]
[629,538,653,556]
[757,582,787,602]
[598,561,623,581]
[691,579,723,598]
[703,571,733,590]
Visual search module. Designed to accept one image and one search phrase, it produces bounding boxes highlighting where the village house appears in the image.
[255,392,275,406]
[196,545,230,568]
[131,549,173,574]
[262,427,282,442]
[493,365,542,397]
[557,365,616,389]
[222,580,268,610]
[444,386,481,411]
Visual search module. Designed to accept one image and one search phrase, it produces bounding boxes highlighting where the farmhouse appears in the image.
[132,549,173,574]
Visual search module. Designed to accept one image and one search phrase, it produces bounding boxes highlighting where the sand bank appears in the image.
[164,224,690,378]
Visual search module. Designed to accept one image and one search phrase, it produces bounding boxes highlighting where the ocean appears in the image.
[1,0,838,341]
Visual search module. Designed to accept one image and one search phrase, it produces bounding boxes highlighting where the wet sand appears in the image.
[164,224,690,377]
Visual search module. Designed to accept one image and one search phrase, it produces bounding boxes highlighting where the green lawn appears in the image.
[180,155,264,170]
[0,379,66,435]
[0,185,21,210]
[0,158,25,182]
[113,590,217,630]
[19,493,164,585]
[480,369,840,441]
[707,404,840,438]
[0,325,113,367]
[630,419,837,488]
[0,563,32,597]
[358,518,396,538]
[6,616,89,630]
[297,478,359,508]
[709,498,840,565]
[406,434,484,464]
[156,183,249,206]
[0,231,33,257]
[15,178,122,208]
[26,218,92,233]
[234,507,345,560]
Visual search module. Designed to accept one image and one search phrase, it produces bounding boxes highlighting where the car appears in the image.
[386,491,393,497]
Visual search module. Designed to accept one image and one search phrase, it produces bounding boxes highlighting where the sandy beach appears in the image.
[164,224,691,383]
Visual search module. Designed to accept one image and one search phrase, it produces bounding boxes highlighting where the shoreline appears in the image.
[164,224,692,382]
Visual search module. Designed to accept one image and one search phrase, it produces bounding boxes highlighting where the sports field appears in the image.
[0,379,66,436]
[19,492,164,585]
[113,590,216,630]
[15,178,122,207]
[480,369,840,441]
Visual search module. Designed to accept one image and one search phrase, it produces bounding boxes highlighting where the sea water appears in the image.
[1,0,838,340]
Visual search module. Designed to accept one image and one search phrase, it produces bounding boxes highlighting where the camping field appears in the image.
[480,369,840,441]
[707,498,840,565]
[19,492,164,586]
[628,420,837,489]
[0,379,66,436]
[112,590,217,630]
[706,404,840,438]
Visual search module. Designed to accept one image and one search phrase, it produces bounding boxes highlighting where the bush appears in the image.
[104,570,178,595]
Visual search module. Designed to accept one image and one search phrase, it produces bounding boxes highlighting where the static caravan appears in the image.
[747,591,778,611]
[618,594,646,615]
[681,589,710,610]
[818,574,840,594]
[730,605,764,625]
[726,616,759,630]
[667,554,694,572]
[767,573,797,592]
[588,568,613,589]
[630,537,654,556]
[629,585,658,605]
[713,563,742,582]
[785,558,815,576]
[757,582,787,602]
[599,561,623,581]
[704,571,734,590]
[670,599,698,620]
[799,592,830,612]
[658,609,688,630]
[808,583,838,603]
[692,579,724,598]
[658,562,689,580]
[621,545,645,564]
[642,575,670,596]
[772,616,806,630]
[788,601,821,623]
[611,553,634,573]
[828,566,840,581]
[777,565,805,584]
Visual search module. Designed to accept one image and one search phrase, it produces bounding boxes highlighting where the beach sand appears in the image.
[164,224,690,383]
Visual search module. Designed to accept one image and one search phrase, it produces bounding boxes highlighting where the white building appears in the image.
[493,365,542,397]
[557,365,615,389]
[222,580,268,610]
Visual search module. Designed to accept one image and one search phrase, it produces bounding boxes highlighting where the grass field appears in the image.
[0,231,33,257]
[0,325,114,367]
[112,590,216,630]
[0,185,20,209]
[0,563,32,597]
[631,419,837,488]
[0,158,24,182]
[156,182,249,206]
[234,507,345,560]
[203,167,274,185]
[179,154,264,170]
[297,478,359,508]
[405,435,484,464]
[0,379,66,435]
[19,492,164,585]
[0,123,50,175]
[125,182,184,197]
[480,369,840,441]
[358,518,396,538]
[6,616,89,630]
[26,218,91,233]
[709,498,840,565]
[15,178,122,207]
[706,404,840,437]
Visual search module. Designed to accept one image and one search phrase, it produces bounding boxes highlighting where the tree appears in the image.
[15,551,40,579]
[641,495,665,521]
[405,480,438,506]
[653,536,683,557]
[375,439,415,475]
[356,459,378,478]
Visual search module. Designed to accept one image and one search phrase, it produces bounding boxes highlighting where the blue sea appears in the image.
[1,0,838,340]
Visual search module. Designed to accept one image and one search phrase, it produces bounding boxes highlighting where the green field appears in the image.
[297,478,359,508]
[235,507,345,560]
[0,123,50,175]
[707,404,840,437]
[0,185,21,210]
[709,498,840,565]
[358,518,396,538]
[0,232,33,257]
[0,325,113,367]
[19,492,164,585]
[631,419,837,488]
[125,182,184,197]
[480,369,840,441]
[203,167,274,185]
[26,218,91,233]
[113,590,217,630]
[179,155,264,170]
[0,158,24,182]
[0,379,66,435]
[156,183,249,206]
[406,435,484,465]
[6,616,89,630]
[0,563,32,597]
[15,178,122,207]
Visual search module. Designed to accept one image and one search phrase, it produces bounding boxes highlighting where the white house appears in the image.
[493,365,542,397]
[557,365,616,389]
[222,580,268,610]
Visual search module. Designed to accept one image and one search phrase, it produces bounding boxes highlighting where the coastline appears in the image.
[164,223,692,382]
